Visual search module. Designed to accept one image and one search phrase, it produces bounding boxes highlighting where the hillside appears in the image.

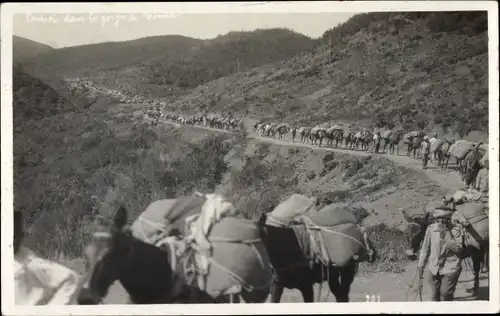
[13,66,74,126]
[164,12,488,136]
[13,36,55,64]
[22,28,314,99]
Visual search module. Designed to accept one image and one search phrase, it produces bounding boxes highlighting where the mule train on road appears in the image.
[68,78,488,190]
[143,107,488,191]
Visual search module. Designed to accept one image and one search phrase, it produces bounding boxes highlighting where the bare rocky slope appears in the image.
[164,12,488,136]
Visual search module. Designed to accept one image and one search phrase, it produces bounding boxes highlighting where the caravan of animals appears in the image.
[68,77,488,184]
[145,107,488,184]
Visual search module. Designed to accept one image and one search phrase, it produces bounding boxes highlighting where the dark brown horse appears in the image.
[77,206,269,305]
[401,202,488,297]
[310,129,326,147]
[406,136,424,159]
[383,130,403,155]
[256,213,377,303]
[331,130,344,148]
[77,206,216,305]
[436,139,455,169]
[461,142,485,181]
[344,132,357,150]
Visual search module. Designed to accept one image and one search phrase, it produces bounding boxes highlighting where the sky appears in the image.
[13,12,356,48]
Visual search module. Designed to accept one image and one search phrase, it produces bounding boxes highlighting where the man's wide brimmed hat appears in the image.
[433,207,454,219]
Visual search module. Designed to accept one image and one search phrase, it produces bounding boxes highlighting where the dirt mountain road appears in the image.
[65,257,488,303]
[81,78,465,193]
[147,115,465,193]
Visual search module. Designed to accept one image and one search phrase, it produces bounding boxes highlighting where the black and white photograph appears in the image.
[1,1,498,315]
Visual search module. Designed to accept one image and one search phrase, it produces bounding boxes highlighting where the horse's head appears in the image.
[400,208,433,259]
[256,212,270,242]
[77,205,133,305]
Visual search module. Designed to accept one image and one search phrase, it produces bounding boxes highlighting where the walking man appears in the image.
[421,136,431,169]
[14,211,82,305]
[417,207,464,301]
[291,126,297,142]
[373,131,381,154]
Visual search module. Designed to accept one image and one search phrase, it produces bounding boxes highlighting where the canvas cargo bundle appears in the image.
[130,199,178,243]
[448,141,475,159]
[270,123,279,129]
[407,131,422,138]
[452,202,489,249]
[294,206,367,267]
[381,130,393,139]
[196,217,272,297]
[424,200,447,215]
[326,127,337,134]
[130,194,205,243]
[429,139,445,154]
[478,143,488,152]
[451,189,484,204]
[266,194,317,227]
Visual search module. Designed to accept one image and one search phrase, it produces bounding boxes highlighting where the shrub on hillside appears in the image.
[360,223,410,274]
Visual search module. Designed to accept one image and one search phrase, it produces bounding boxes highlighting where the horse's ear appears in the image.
[400,208,414,224]
[423,212,432,225]
[257,212,267,227]
[113,205,128,232]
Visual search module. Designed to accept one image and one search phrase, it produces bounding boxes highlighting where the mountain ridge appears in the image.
[13,35,55,63]
[20,28,315,99]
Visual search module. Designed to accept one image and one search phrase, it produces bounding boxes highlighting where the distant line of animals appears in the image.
[65,79,488,191]
[142,106,488,190]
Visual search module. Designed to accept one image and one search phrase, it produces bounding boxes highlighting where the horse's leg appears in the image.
[269,281,284,303]
[482,245,489,273]
[240,288,269,303]
[471,249,482,296]
[327,266,341,302]
[330,264,356,302]
[299,284,315,303]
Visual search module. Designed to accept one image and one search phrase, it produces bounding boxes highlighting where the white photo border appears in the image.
[1,1,498,315]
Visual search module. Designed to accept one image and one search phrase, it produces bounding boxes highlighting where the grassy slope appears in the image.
[22,28,315,99]
[13,36,55,64]
[166,12,488,137]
